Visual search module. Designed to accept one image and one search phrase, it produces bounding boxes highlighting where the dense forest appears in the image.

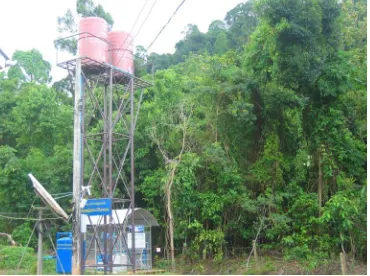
[0,0,367,272]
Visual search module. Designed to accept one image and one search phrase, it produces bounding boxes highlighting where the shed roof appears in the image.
[81,208,159,230]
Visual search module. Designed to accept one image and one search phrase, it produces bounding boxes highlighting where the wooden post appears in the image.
[340,252,347,275]
[0,233,16,246]
[253,240,259,269]
[34,207,47,275]
[37,209,43,275]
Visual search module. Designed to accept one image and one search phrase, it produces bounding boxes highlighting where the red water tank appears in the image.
[108,31,134,74]
[79,17,108,63]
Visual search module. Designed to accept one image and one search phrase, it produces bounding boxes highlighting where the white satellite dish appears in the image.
[28,173,69,220]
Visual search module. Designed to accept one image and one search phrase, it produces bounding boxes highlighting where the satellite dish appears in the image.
[28,173,69,221]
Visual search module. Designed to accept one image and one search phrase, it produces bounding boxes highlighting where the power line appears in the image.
[16,222,38,273]
[54,193,73,200]
[27,196,37,218]
[133,0,157,39]
[117,0,187,72]
[114,0,157,66]
[0,213,64,221]
[51,192,73,196]
[46,225,66,275]
[128,0,152,35]
[146,0,187,52]
[0,212,30,215]
[110,0,152,65]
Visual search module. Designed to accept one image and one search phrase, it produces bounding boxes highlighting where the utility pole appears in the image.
[72,59,83,275]
[130,76,136,273]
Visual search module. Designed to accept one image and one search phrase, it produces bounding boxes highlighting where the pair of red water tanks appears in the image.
[79,17,134,74]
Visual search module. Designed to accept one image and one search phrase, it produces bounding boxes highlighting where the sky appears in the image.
[0,0,245,83]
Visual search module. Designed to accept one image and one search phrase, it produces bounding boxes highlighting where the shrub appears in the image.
[0,245,36,271]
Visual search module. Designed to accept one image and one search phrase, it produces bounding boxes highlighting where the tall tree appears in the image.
[56,0,114,55]
[8,49,52,84]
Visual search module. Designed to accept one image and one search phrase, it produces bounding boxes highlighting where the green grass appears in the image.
[43,259,58,275]
[0,245,37,274]
[0,246,59,275]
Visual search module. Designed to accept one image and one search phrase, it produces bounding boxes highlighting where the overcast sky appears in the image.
[0,0,245,82]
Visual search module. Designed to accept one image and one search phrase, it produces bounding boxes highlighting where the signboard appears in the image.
[128,225,145,232]
[127,232,146,248]
[81,198,112,216]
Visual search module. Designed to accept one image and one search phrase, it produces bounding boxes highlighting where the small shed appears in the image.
[81,208,159,273]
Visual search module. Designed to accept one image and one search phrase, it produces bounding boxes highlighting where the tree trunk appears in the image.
[250,88,264,162]
[166,164,177,271]
[0,232,16,246]
[167,192,175,270]
[152,102,191,272]
[253,240,259,269]
[215,104,219,143]
[318,150,323,216]
[340,252,347,275]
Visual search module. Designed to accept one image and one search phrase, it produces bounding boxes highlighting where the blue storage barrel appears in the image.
[56,232,72,273]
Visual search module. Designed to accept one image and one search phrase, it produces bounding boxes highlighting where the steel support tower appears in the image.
[58,54,152,274]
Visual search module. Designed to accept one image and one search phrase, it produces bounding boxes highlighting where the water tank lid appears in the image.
[80,16,108,22]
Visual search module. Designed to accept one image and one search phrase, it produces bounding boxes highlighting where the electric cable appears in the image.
[0,214,65,221]
[112,0,153,65]
[0,212,30,215]
[54,193,74,200]
[116,0,187,74]
[114,0,157,66]
[27,196,37,217]
[146,0,187,52]
[46,225,66,275]
[15,222,38,273]
[128,0,152,35]
[51,192,73,196]
[129,0,188,73]
[133,0,157,39]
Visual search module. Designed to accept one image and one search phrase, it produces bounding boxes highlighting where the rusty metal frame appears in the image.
[58,55,151,274]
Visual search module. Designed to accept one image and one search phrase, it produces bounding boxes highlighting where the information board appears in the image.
[128,225,145,232]
[127,232,146,248]
[81,198,112,216]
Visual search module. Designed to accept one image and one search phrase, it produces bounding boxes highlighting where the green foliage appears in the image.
[0,0,366,266]
[188,223,224,262]
[57,0,114,55]
[11,222,37,248]
[9,49,52,84]
[0,246,36,271]
[76,0,114,26]
[137,1,366,262]
[213,32,229,55]
[43,259,58,275]
[225,1,258,47]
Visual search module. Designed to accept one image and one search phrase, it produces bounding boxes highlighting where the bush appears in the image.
[0,245,36,271]
[43,259,57,275]
[12,222,37,248]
